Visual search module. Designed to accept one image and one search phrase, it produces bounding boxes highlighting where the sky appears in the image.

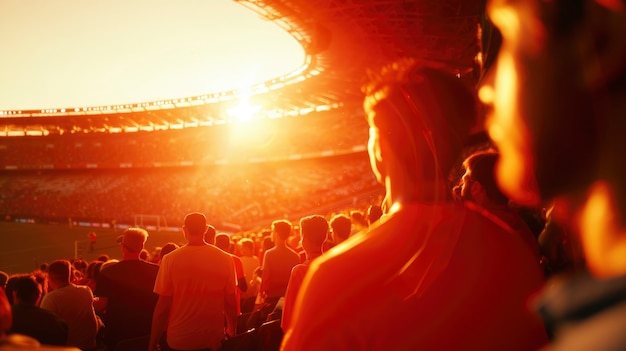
[0,0,305,111]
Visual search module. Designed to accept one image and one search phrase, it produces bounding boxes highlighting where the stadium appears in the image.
[0,0,483,273]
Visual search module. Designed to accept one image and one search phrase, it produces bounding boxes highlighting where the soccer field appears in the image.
[0,222,183,275]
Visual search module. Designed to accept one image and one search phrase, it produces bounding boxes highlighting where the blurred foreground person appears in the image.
[0,288,79,351]
[481,0,626,349]
[149,212,237,351]
[8,274,68,346]
[281,60,548,350]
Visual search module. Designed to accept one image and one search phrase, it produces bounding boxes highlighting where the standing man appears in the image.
[40,260,101,350]
[260,220,300,309]
[88,232,97,253]
[149,212,237,351]
[95,228,159,350]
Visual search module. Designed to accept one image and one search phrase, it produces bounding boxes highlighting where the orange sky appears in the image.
[0,0,305,111]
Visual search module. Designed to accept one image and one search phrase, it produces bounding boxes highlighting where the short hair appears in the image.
[160,242,179,259]
[184,212,207,236]
[47,260,72,284]
[363,59,477,181]
[330,214,352,242]
[240,238,255,252]
[367,205,383,224]
[205,224,217,243]
[86,260,100,279]
[464,151,509,205]
[11,274,41,306]
[271,220,292,241]
[300,215,329,248]
[121,228,149,253]
[215,233,232,252]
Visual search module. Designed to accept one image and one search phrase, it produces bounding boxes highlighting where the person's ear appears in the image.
[574,1,626,89]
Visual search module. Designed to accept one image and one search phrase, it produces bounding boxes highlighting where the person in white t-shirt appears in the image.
[149,212,237,351]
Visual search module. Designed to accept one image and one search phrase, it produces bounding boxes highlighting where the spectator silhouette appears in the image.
[367,204,383,227]
[158,242,179,264]
[282,60,548,350]
[1,287,80,350]
[149,212,237,351]
[328,214,351,249]
[40,259,101,350]
[480,0,626,349]
[259,220,300,310]
[215,232,247,315]
[95,228,159,350]
[281,215,328,332]
[7,274,68,346]
[238,238,261,314]
[459,150,541,260]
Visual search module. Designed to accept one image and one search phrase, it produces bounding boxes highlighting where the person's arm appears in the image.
[260,256,271,297]
[238,277,248,293]
[224,292,238,338]
[149,295,171,351]
[93,296,107,314]
[235,257,248,293]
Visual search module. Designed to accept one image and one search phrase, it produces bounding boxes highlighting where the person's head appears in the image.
[330,214,351,244]
[85,260,100,279]
[460,151,509,206]
[11,274,42,306]
[367,205,383,226]
[47,260,72,288]
[120,227,149,256]
[300,215,329,255]
[139,249,150,261]
[271,220,292,244]
[205,225,217,244]
[350,210,367,230]
[215,233,233,253]
[239,238,255,256]
[481,0,626,205]
[183,212,208,240]
[262,236,274,252]
[481,0,626,276]
[363,59,478,192]
[159,242,179,261]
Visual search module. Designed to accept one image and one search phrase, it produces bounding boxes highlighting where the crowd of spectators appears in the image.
[0,154,383,229]
[0,109,368,169]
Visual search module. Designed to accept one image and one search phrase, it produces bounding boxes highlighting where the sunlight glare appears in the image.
[0,0,306,110]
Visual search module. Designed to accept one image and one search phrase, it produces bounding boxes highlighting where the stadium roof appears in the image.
[0,0,482,136]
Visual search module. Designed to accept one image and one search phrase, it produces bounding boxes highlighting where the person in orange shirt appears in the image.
[281,61,548,351]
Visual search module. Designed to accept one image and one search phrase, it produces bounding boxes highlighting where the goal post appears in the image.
[133,214,165,231]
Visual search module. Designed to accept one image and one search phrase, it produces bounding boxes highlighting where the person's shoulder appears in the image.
[74,283,93,295]
[138,259,159,269]
[291,263,309,277]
